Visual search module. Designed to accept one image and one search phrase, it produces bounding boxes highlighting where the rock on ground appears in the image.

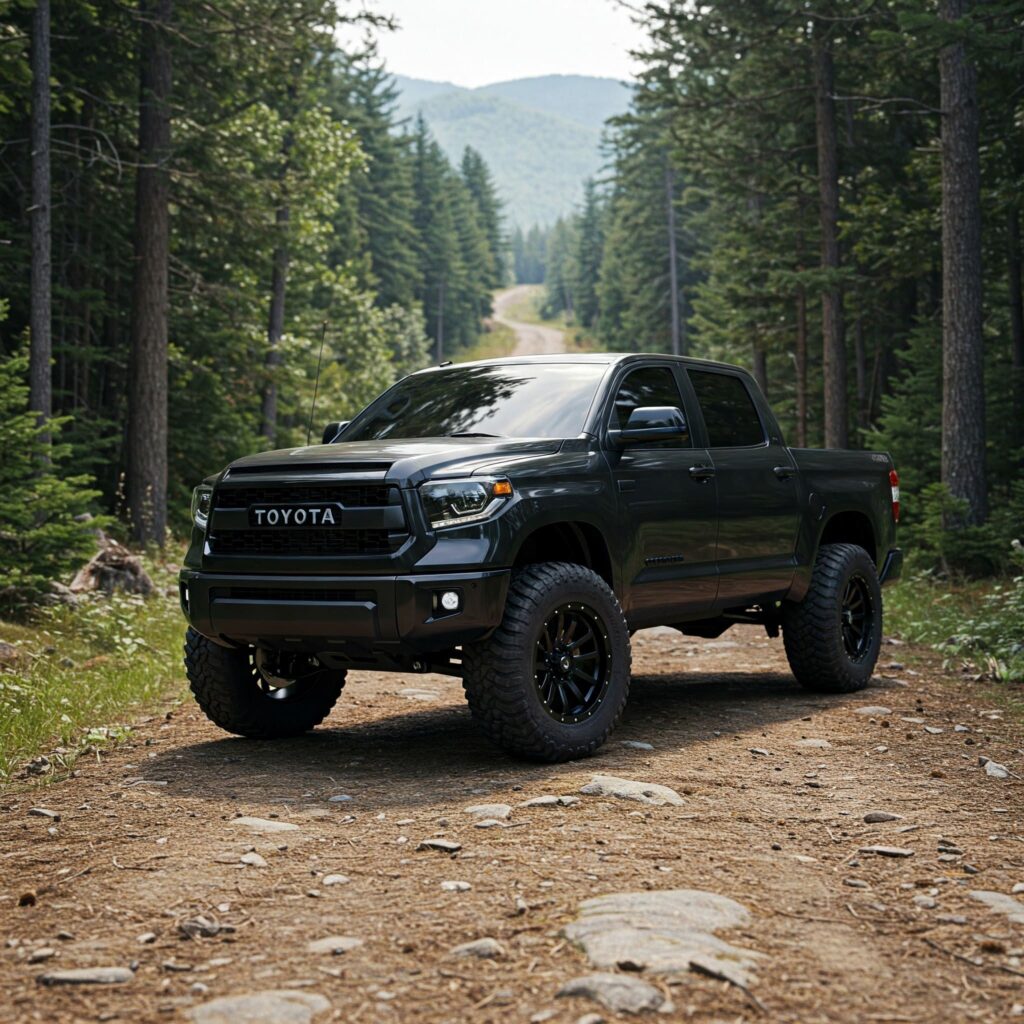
[557,973,671,1014]
[448,938,505,959]
[69,533,155,596]
[579,775,684,807]
[230,817,299,833]
[37,966,133,985]
[189,990,331,1024]
[563,889,759,987]
[970,890,1024,924]
[306,936,362,955]
[464,803,512,819]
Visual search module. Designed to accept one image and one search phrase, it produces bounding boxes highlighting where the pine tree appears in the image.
[461,146,506,287]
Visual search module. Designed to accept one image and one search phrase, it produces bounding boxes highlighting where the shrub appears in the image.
[0,350,104,614]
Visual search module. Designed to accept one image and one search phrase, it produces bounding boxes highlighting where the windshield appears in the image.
[341,363,608,441]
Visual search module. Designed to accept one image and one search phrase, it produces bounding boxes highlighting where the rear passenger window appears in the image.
[609,366,691,447]
[689,371,765,447]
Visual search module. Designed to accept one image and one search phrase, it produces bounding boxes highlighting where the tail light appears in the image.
[889,469,900,523]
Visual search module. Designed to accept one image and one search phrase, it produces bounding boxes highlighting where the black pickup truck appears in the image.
[180,354,902,761]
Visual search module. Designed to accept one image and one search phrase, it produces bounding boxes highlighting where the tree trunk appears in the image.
[126,0,173,544]
[853,316,868,434]
[436,277,445,362]
[261,204,289,444]
[814,36,848,449]
[1009,208,1024,444]
[939,0,987,525]
[795,285,808,448]
[29,0,51,437]
[752,345,768,398]
[665,161,683,356]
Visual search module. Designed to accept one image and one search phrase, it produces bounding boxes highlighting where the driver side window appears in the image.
[610,366,691,448]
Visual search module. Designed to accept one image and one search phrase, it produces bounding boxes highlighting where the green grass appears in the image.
[886,571,1024,685]
[0,558,187,785]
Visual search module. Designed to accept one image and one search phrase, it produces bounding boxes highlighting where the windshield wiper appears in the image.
[447,431,504,438]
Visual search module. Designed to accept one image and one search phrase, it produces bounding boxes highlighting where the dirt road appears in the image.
[2,627,1023,1023]
[494,285,565,356]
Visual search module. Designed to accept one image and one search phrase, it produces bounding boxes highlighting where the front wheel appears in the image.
[782,542,882,693]
[462,562,631,762]
[184,628,346,738]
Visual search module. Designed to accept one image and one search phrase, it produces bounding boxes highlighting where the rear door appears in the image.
[686,368,801,608]
[605,363,718,625]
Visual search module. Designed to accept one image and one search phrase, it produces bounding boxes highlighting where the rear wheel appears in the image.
[184,628,345,738]
[782,543,882,693]
[462,562,631,762]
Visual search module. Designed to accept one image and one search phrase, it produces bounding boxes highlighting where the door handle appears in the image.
[688,465,716,482]
[773,465,794,480]
[617,479,636,492]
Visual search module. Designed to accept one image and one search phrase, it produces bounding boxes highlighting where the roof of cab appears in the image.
[414,352,751,374]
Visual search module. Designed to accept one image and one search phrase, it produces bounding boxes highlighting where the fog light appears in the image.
[440,590,460,612]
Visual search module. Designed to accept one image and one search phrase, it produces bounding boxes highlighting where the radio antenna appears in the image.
[306,320,329,446]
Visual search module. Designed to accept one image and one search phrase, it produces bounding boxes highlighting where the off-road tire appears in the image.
[782,543,882,693]
[184,628,345,739]
[462,562,631,762]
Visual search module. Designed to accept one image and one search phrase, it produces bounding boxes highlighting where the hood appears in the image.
[225,437,563,484]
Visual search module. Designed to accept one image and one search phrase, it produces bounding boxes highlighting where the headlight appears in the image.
[191,485,213,530]
[419,478,513,530]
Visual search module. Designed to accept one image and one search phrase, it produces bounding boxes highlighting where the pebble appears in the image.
[557,973,672,1015]
[863,811,903,824]
[579,775,684,807]
[521,795,579,807]
[28,947,56,964]
[563,889,758,986]
[576,1016,605,1024]
[749,747,770,757]
[322,875,349,887]
[1012,883,1024,895]
[327,795,352,803]
[620,740,654,750]
[38,967,133,985]
[417,839,461,853]
[306,936,362,955]
[970,890,1024,924]
[448,937,505,959]
[936,914,967,925]
[473,818,506,829]
[913,896,937,909]
[240,852,268,868]
[137,932,157,944]
[179,916,225,940]
[843,879,868,889]
[28,807,61,821]
[854,706,892,716]
[441,880,472,892]
[954,725,969,732]
[464,803,512,819]
[858,845,915,858]
[982,760,1010,779]
[189,990,330,1024]
[924,726,944,734]
[230,817,298,833]
[795,739,831,748]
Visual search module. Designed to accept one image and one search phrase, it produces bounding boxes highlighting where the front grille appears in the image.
[210,528,396,557]
[208,477,406,558]
[211,587,373,603]
[213,483,395,509]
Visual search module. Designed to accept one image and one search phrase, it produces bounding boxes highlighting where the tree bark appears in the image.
[261,204,289,443]
[814,36,848,449]
[795,285,808,448]
[853,316,868,433]
[29,0,51,437]
[939,0,987,525]
[665,161,683,356]
[753,344,768,397]
[1008,208,1024,444]
[126,0,173,544]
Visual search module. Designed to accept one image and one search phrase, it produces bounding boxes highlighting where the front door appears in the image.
[686,368,801,608]
[605,364,718,626]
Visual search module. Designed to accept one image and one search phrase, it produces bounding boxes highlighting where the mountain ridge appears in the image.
[392,73,632,228]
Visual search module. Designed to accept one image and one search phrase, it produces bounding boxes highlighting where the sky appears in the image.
[353,0,647,87]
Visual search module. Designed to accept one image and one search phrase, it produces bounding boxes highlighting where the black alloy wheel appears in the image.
[840,575,875,662]
[533,603,611,723]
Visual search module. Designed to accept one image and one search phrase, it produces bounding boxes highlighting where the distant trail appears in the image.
[493,284,565,355]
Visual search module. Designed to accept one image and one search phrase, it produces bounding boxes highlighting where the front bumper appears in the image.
[179,568,510,662]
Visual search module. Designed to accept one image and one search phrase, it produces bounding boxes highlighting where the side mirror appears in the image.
[321,420,349,445]
[611,406,688,446]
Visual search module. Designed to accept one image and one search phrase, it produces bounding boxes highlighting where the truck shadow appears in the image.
[144,669,873,810]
